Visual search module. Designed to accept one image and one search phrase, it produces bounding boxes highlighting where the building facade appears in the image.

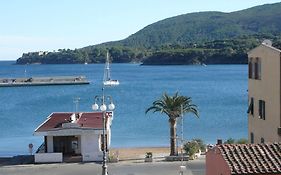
[248,41,281,143]
[34,112,113,163]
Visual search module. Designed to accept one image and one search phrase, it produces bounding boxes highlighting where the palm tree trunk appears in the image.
[169,118,177,156]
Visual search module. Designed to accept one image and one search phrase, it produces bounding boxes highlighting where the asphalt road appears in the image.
[0,156,205,175]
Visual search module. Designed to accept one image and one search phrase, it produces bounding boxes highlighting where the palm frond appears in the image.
[145,91,199,119]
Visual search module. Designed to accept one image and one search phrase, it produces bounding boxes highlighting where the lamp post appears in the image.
[179,104,186,175]
[92,87,115,175]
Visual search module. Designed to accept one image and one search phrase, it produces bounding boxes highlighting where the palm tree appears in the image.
[145,92,199,156]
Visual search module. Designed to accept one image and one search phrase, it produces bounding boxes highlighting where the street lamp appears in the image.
[92,88,115,175]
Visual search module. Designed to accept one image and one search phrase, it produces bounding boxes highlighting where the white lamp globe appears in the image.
[92,103,99,110]
[100,104,107,111]
[108,103,115,110]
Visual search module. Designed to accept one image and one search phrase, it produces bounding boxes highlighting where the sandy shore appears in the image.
[110,147,170,160]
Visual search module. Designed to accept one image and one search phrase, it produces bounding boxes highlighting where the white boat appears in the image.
[103,52,119,86]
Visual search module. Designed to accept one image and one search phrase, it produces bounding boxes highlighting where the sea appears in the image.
[0,61,248,156]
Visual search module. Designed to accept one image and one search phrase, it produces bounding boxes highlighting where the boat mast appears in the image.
[103,51,111,82]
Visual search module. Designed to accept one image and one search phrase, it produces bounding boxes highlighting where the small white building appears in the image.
[34,112,113,163]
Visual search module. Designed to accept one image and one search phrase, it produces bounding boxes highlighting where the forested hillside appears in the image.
[16,2,281,65]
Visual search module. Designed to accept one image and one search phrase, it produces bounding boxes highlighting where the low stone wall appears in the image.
[82,152,103,162]
[35,153,63,163]
[165,155,189,161]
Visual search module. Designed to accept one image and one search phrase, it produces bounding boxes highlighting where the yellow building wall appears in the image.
[248,44,281,143]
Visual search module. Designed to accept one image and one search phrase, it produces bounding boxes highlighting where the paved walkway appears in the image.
[0,156,205,175]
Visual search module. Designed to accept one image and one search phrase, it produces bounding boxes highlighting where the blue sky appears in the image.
[0,0,280,60]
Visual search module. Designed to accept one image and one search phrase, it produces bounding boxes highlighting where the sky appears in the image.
[0,0,280,60]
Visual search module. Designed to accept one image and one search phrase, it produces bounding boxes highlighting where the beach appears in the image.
[111,147,170,160]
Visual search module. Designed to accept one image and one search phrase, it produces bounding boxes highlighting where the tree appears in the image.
[145,92,199,156]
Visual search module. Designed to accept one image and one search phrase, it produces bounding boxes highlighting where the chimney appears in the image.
[262,39,272,46]
[217,139,223,145]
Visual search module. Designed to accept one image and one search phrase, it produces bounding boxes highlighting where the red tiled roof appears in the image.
[35,113,73,132]
[76,112,103,129]
[218,143,281,174]
[35,112,112,132]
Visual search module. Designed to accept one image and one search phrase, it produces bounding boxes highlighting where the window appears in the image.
[254,61,258,79]
[261,138,265,143]
[250,132,254,144]
[259,100,265,120]
[247,97,254,115]
[249,57,261,80]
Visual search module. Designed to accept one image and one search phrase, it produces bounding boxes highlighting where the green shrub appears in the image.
[183,141,200,157]
[224,138,248,144]
[236,138,248,144]
[192,138,206,152]
[224,138,235,144]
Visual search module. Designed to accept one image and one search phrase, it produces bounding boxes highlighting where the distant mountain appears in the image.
[17,2,281,65]
[100,2,281,48]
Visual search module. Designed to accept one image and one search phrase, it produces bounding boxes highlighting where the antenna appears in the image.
[73,97,80,112]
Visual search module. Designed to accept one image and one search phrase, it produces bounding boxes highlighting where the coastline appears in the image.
[0,146,171,166]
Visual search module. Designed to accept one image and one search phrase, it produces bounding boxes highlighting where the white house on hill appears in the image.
[34,112,113,163]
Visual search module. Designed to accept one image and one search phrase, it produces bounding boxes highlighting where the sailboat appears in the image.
[103,52,119,86]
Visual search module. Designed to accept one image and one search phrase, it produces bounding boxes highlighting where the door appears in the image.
[53,136,78,155]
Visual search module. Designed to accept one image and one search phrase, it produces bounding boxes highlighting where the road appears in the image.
[0,156,205,175]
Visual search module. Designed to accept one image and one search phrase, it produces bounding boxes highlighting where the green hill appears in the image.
[117,2,281,48]
[17,2,281,65]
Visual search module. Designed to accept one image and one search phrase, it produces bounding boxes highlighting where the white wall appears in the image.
[81,134,103,161]
[47,136,53,153]
[35,153,62,163]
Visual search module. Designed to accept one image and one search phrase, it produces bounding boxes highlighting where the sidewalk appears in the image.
[0,156,205,175]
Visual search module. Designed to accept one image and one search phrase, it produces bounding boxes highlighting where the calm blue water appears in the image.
[0,61,248,156]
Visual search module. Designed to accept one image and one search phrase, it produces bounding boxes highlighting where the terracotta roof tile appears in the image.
[217,143,281,174]
[35,112,112,132]
[35,113,73,132]
[76,112,103,129]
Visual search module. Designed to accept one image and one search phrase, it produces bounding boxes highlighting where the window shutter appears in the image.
[247,98,254,115]
[249,61,252,79]
[259,100,262,118]
[262,101,265,120]
[258,59,261,79]
[255,62,258,79]
[259,100,266,120]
